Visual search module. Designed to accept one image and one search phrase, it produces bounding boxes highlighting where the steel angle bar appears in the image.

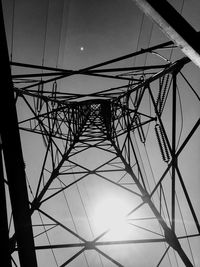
[133,0,200,68]
[0,2,38,266]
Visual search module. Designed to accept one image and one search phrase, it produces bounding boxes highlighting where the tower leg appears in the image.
[0,145,12,267]
[0,2,37,266]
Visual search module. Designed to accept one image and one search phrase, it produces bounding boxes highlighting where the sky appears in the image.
[2,0,200,266]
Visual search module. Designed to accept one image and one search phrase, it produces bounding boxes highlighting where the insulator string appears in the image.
[155,123,170,162]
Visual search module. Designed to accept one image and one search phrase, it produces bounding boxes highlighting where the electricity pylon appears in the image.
[1,7,200,264]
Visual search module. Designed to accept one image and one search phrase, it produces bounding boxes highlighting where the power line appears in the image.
[41,0,50,67]
[38,211,59,266]
[55,0,65,68]
[168,0,185,61]
[10,0,15,61]
[58,169,90,267]
[133,12,144,67]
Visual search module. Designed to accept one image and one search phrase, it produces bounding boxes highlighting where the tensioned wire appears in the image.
[55,0,71,69]
[20,0,64,258]
[70,151,105,267]
[131,11,173,266]
[132,12,145,68]
[57,160,91,267]
[58,178,91,267]
[51,4,102,260]
[55,0,65,69]
[166,1,196,264]
[57,158,105,267]
[129,1,192,265]
[14,0,197,265]
[115,7,173,265]
[53,130,103,267]
[38,211,59,266]
[11,256,18,267]
[25,171,59,266]
[168,0,185,61]
[41,0,50,68]
[10,0,15,61]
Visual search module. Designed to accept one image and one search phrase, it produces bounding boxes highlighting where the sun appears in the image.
[93,195,131,239]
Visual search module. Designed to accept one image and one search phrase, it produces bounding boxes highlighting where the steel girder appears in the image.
[0,2,38,267]
[133,0,200,68]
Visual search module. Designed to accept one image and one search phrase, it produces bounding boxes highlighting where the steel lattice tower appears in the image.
[1,1,200,267]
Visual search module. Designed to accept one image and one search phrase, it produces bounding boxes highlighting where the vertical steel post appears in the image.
[0,2,37,266]
[0,144,12,267]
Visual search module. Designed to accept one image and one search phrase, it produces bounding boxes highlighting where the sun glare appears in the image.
[93,195,131,239]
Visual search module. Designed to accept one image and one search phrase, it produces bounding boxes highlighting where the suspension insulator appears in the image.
[134,89,139,108]
[134,87,144,108]
[135,115,146,143]
[36,82,44,113]
[156,74,170,115]
[128,78,133,90]
[51,81,57,107]
[156,77,164,107]
[155,123,170,162]
[160,74,170,114]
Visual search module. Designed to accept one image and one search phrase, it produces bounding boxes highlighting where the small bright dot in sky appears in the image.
[80,46,84,51]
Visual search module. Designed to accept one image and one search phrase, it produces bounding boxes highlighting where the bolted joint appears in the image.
[164,226,181,251]
[125,165,132,174]
[9,235,17,253]
[141,193,151,203]
[85,241,95,250]
[127,124,132,132]
[30,199,40,212]
[89,170,96,175]
[52,168,59,178]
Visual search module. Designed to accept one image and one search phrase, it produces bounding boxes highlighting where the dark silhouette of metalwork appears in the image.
[1,1,200,266]
[133,0,200,68]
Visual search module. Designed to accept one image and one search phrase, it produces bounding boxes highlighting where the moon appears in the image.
[80,46,84,51]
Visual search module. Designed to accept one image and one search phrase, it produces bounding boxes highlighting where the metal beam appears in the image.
[0,146,12,267]
[0,2,37,266]
[12,64,169,79]
[109,139,193,266]
[11,40,173,72]
[133,0,200,68]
